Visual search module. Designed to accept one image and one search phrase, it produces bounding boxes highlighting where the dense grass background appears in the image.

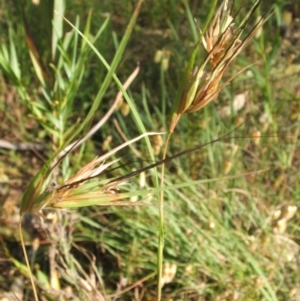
[0,0,300,300]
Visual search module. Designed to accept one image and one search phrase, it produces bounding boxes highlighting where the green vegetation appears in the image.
[0,0,299,300]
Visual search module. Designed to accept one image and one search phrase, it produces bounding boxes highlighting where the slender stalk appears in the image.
[19,219,39,301]
[157,132,172,300]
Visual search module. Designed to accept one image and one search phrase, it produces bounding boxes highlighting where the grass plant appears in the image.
[0,0,299,300]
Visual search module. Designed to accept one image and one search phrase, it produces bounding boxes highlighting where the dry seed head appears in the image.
[171,1,267,123]
[21,132,162,212]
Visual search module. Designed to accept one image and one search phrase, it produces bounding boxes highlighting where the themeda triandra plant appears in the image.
[157,0,272,299]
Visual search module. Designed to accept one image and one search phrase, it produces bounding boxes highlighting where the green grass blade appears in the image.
[52,0,65,59]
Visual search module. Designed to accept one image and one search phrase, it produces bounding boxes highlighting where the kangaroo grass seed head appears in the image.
[169,0,269,133]
[44,158,126,209]
[20,132,161,216]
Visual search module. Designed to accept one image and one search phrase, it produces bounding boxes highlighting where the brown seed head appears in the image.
[169,0,268,133]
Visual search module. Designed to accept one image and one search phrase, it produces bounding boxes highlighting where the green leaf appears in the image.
[8,28,21,80]
[52,0,65,60]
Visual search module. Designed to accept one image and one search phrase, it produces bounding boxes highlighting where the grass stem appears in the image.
[157,132,172,300]
[19,218,39,301]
